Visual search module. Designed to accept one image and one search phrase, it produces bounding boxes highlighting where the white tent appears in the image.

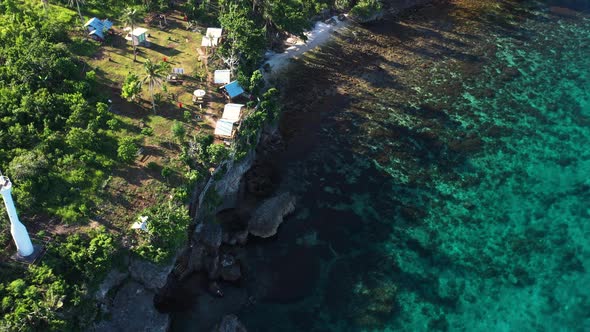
[221,103,244,122]
[214,119,235,137]
[131,216,149,232]
[214,69,231,84]
[201,28,223,47]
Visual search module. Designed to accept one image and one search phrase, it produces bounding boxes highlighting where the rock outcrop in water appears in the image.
[248,192,297,238]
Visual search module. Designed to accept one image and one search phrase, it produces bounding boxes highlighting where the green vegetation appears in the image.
[121,73,142,102]
[207,143,230,164]
[121,7,141,62]
[132,200,190,264]
[215,0,331,74]
[141,59,169,112]
[0,229,118,331]
[117,137,139,163]
[350,0,382,22]
[171,121,186,143]
[52,228,116,282]
[0,265,70,331]
[235,86,282,159]
[0,1,117,223]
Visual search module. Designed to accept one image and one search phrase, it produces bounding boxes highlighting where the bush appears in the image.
[249,70,263,97]
[350,0,382,22]
[53,204,84,224]
[183,110,192,122]
[171,121,186,143]
[207,143,230,165]
[133,201,190,264]
[121,73,142,102]
[190,133,214,165]
[141,127,154,136]
[85,70,96,83]
[117,137,138,163]
[107,118,120,130]
[0,265,69,331]
[161,166,173,179]
[52,228,116,282]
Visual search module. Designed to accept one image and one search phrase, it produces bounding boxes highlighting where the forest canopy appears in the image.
[0,1,119,223]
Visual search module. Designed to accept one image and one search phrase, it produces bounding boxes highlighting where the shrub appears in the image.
[133,201,190,264]
[183,110,192,122]
[171,121,186,143]
[117,137,138,163]
[85,70,96,83]
[53,228,116,282]
[107,118,120,130]
[141,127,154,136]
[66,127,95,150]
[249,70,263,97]
[190,133,214,165]
[121,73,142,102]
[350,0,382,22]
[0,266,69,331]
[207,143,230,165]
[161,166,173,179]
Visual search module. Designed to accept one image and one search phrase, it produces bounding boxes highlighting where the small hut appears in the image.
[126,27,149,46]
[214,119,235,138]
[222,81,245,100]
[221,103,244,122]
[84,17,113,41]
[201,28,223,47]
[214,103,244,138]
[214,69,232,85]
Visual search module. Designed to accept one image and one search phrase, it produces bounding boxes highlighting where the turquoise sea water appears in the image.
[172,1,590,331]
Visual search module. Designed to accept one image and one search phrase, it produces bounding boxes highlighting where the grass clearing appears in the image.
[73,10,227,234]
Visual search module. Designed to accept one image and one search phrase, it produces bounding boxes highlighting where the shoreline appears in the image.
[262,15,350,78]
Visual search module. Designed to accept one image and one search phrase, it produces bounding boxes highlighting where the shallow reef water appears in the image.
[172,1,590,331]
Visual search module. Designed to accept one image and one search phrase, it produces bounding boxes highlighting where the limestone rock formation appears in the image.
[248,192,296,238]
[213,152,256,212]
[94,281,169,332]
[95,269,128,302]
[129,256,176,291]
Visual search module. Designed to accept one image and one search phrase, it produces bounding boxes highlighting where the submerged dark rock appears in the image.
[220,254,241,281]
[211,314,248,332]
[262,246,321,303]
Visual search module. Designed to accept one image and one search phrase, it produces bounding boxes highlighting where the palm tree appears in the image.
[122,7,141,62]
[68,0,85,27]
[141,59,168,113]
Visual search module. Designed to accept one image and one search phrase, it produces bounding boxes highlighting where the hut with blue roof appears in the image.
[84,17,113,41]
[222,81,245,100]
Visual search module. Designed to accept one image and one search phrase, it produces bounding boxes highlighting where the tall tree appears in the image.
[141,59,168,112]
[68,0,85,27]
[122,7,141,62]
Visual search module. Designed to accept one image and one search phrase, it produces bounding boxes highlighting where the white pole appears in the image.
[0,176,34,257]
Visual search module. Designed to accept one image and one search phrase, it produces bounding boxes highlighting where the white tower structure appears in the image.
[0,176,34,257]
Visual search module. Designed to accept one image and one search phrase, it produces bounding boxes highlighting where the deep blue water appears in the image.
[172,1,590,330]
